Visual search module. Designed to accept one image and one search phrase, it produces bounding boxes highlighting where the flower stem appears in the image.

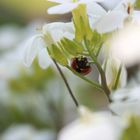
[67,66,103,92]
[113,65,122,90]
[84,39,112,103]
[52,59,79,108]
[94,60,112,103]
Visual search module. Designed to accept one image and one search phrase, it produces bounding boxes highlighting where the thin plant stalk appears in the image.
[84,39,112,103]
[52,59,79,108]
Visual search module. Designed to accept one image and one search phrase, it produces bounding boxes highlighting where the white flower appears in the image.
[88,0,140,33]
[99,58,127,90]
[98,0,122,10]
[23,22,74,69]
[88,2,126,33]
[99,0,136,14]
[109,24,140,67]
[119,0,140,24]
[0,25,22,49]
[1,124,55,140]
[47,0,103,14]
[58,106,122,140]
[107,0,140,23]
[110,86,140,116]
[114,0,139,20]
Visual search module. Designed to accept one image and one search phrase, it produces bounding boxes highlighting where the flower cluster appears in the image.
[23,0,140,104]
[23,0,140,139]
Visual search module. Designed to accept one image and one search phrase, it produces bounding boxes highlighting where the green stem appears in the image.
[84,39,112,103]
[94,59,112,102]
[67,66,103,92]
[113,65,122,90]
[95,42,103,57]
[52,59,79,108]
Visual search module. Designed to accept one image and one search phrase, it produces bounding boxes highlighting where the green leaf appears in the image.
[72,4,92,42]
[60,38,84,56]
[90,30,103,54]
[49,44,68,66]
[121,115,140,140]
[91,30,102,47]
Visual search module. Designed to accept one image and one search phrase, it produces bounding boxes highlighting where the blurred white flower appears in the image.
[114,0,140,24]
[99,0,136,14]
[88,0,140,33]
[1,124,55,140]
[110,86,140,116]
[107,0,140,23]
[100,58,127,90]
[110,24,140,67]
[58,106,122,140]
[47,0,103,14]
[23,22,74,69]
[0,26,22,49]
[98,0,122,10]
[88,2,126,33]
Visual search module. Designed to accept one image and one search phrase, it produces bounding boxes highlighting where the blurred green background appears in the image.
[0,0,140,140]
[0,0,71,26]
[0,1,107,139]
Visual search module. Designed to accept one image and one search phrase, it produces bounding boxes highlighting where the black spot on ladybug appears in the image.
[71,56,92,75]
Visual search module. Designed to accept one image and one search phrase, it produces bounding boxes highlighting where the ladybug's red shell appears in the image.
[71,57,92,75]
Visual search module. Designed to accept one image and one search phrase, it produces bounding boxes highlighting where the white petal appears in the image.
[106,58,127,88]
[47,0,71,3]
[63,32,75,40]
[80,0,104,3]
[51,30,64,42]
[127,0,136,4]
[87,2,106,17]
[98,0,122,10]
[51,29,74,42]
[110,87,140,116]
[95,11,127,33]
[47,3,78,14]
[43,22,74,34]
[58,110,120,140]
[110,101,140,116]
[87,2,106,29]
[23,34,44,67]
[120,65,127,88]
[110,24,140,67]
[100,58,127,89]
[43,22,65,33]
[38,48,51,69]
[115,0,136,12]
[43,22,75,43]
[132,10,140,24]
[63,22,75,35]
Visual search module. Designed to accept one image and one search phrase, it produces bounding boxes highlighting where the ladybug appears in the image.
[71,56,92,75]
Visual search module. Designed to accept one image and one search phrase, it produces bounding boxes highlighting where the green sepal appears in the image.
[49,44,68,66]
[72,4,92,42]
[90,30,103,55]
[90,30,102,47]
[60,38,84,56]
